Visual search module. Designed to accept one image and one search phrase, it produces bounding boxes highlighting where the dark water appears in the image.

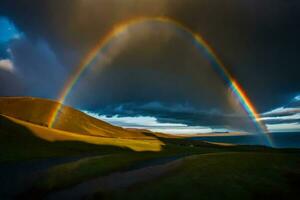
[191,132,300,148]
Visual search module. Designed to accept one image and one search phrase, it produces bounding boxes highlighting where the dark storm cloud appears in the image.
[170,0,300,111]
[1,0,299,109]
[1,0,300,131]
[9,38,67,98]
[87,101,257,132]
[0,37,67,98]
[0,43,10,58]
[0,0,170,66]
[68,23,232,115]
[0,70,24,96]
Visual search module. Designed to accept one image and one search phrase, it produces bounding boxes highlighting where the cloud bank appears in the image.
[0,59,14,73]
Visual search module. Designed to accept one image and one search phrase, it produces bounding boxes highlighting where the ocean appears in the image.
[190,132,300,148]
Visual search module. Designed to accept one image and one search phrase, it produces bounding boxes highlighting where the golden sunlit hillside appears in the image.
[0,97,164,152]
[0,97,156,139]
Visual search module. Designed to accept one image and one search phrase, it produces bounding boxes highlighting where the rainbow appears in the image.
[48,16,273,146]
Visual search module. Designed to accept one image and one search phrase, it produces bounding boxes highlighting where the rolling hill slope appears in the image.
[0,97,164,154]
[0,97,155,139]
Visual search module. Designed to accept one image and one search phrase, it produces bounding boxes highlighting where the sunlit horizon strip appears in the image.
[47,16,273,146]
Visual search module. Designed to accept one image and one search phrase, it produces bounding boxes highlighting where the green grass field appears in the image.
[93,152,300,200]
[1,97,300,199]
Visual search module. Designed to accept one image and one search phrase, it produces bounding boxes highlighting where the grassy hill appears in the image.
[0,115,133,162]
[0,97,154,139]
[0,97,166,156]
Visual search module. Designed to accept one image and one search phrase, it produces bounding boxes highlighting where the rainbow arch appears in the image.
[48,16,273,146]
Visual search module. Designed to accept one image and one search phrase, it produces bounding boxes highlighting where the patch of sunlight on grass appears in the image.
[6,116,164,152]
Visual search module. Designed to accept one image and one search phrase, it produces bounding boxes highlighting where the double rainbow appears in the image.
[48,16,273,146]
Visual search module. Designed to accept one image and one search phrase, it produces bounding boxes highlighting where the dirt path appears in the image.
[47,156,184,200]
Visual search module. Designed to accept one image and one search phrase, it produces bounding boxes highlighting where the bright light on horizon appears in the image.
[83,110,216,134]
[83,109,300,134]
[266,123,300,132]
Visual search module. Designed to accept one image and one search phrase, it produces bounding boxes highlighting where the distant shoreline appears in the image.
[190,132,300,148]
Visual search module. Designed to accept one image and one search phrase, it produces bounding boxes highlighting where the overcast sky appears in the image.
[0,0,299,133]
